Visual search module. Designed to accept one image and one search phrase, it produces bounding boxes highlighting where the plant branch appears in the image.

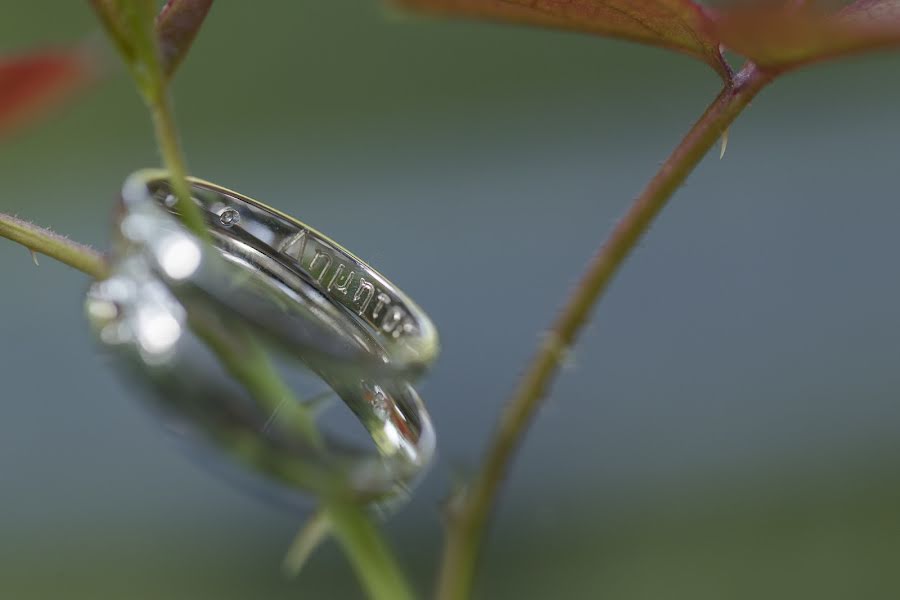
[0,212,107,278]
[0,209,411,599]
[87,7,412,598]
[189,314,324,448]
[435,65,773,600]
[146,88,208,238]
[1,182,409,600]
[90,0,208,239]
[0,7,412,600]
[325,498,415,600]
[138,24,209,240]
[0,211,313,452]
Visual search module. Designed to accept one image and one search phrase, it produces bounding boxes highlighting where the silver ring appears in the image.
[85,170,437,505]
[129,170,438,375]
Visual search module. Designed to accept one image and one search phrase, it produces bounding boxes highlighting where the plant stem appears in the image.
[0,213,414,597]
[189,314,324,448]
[146,88,209,240]
[29,7,411,599]
[0,213,107,278]
[90,0,208,240]
[0,212,314,447]
[435,65,773,600]
[325,498,415,600]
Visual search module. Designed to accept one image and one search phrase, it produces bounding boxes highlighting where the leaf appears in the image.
[710,1,900,72]
[392,0,731,79]
[156,0,215,78]
[90,0,213,82]
[88,0,138,65]
[90,0,161,95]
[0,51,90,138]
[845,0,900,20]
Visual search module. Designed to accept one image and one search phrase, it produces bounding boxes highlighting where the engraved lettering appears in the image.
[380,305,404,333]
[353,279,375,315]
[328,264,356,295]
[391,319,417,340]
[279,229,308,263]
[278,232,416,340]
[309,250,332,282]
[371,292,392,320]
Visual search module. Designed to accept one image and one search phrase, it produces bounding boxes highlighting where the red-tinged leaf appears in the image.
[156,0,214,78]
[844,0,900,22]
[393,0,731,79]
[90,0,213,81]
[0,52,90,138]
[711,1,900,72]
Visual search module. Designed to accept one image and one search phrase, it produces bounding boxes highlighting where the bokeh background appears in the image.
[3,2,900,598]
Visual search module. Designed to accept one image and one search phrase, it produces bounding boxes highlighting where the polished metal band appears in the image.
[86,170,438,505]
[134,171,438,375]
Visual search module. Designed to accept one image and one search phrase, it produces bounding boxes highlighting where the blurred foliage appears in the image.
[0,50,91,138]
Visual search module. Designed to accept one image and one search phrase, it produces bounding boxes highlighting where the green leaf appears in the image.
[711,1,900,73]
[90,0,213,84]
[393,0,731,79]
[88,0,137,65]
[89,0,161,95]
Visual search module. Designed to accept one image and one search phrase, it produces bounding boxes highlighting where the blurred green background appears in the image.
[3,2,900,598]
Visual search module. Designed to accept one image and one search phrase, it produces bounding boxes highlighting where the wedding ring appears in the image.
[85,170,437,504]
[125,170,438,375]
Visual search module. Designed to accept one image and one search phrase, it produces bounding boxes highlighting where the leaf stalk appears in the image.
[435,64,773,600]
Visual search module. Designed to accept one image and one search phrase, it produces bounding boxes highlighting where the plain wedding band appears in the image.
[85,170,437,504]
[131,170,439,375]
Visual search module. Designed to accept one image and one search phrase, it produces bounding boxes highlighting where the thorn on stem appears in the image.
[31,251,40,266]
[441,482,470,527]
[541,331,570,365]
[719,127,730,159]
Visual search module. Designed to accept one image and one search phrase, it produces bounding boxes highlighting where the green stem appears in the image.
[90,0,208,240]
[0,215,414,597]
[0,213,107,278]
[0,209,318,446]
[146,88,209,240]
[189,314,324,448]
[326,498,415,600]
[40,6,413,600]
[435,65,773,600]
